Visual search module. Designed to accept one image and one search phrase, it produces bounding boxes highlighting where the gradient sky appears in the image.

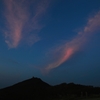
[0,0,100,88]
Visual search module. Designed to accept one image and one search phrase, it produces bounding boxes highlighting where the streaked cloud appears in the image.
[44,11,100,73]
[3,0,50,48]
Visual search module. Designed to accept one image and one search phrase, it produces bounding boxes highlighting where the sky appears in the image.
[0,0,100,89]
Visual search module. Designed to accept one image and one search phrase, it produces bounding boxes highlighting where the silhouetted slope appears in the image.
[0,77,51,100]
[51,82,100,99]
[0,77,100,100]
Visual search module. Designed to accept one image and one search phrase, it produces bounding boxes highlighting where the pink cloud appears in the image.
[43,11,100,73]
[3,0,50,48]
[44,47,75,73]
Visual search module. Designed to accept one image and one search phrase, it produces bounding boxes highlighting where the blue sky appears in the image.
[0,0,100,88]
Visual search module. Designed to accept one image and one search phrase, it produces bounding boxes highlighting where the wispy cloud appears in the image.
[43,11,100,73]
[3,0,50,48]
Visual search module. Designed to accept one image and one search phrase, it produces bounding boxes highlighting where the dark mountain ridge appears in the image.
[0,77,100,100]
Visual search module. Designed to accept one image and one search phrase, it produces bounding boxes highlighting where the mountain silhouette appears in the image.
[0,77,100,100]
[0,77,51,100]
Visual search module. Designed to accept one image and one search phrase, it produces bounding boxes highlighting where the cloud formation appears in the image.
[44,11,100,73]
[3,0,49,48]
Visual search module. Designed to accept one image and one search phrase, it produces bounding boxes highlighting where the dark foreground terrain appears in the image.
[0,77,100,100]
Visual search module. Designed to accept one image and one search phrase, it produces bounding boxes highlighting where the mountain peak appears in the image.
[11,76,51,89]
[0,77,100,100]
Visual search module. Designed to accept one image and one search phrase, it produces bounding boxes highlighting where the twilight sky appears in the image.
[0,0,100,88]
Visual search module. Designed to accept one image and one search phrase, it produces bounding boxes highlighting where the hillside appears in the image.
[0,77,100,100]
